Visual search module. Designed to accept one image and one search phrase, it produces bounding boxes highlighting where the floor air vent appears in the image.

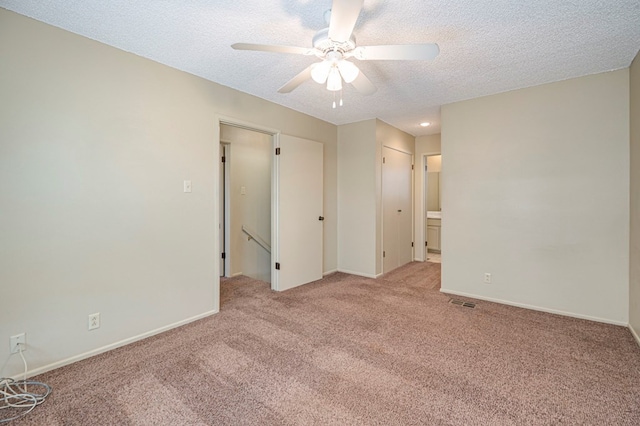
[449,298,476,308]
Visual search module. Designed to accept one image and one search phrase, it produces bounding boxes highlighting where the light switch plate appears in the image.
[183,180,192,193]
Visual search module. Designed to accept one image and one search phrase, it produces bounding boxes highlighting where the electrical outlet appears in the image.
[10,333,26,354]
[88,313,100,330]
[484,273,492,284]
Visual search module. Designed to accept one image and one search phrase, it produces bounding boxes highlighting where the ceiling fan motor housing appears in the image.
[312,28,356,57]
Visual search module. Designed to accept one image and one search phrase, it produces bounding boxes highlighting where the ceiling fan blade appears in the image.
[353,44,440,61]
[328,0,364,43]
[278,65,315,93]
[232,43,315,56]
[350,70,377,95]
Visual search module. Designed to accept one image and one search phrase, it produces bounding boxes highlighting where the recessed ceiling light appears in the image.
[420,122,431,127]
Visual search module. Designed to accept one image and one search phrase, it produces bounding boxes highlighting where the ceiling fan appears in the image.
[231,0,439,103]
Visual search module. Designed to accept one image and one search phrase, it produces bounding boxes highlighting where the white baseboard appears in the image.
[19,309,218,380]
[630,324,640,347]
[440,289,628,327]
[323,269,338,276]
[337,268,378,279]
[231,272,243,277]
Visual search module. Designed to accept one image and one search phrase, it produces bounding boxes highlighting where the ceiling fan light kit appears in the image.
[326,67,343,91]
[232,0,439,107]
[337,60,359,83]
[311,60,331,84]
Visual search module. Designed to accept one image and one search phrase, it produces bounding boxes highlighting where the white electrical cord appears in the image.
[0,344,52,423]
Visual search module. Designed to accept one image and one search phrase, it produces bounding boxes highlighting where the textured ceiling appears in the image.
[2,0,639,136]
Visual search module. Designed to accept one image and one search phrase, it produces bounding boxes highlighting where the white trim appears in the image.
[213,119,221,312]
[272,132,281,291]
[217,115,280,136]
[323,269,338,276]
[337,269,379,279]
[214,114,281,294]
[231,271,243,277]
[17,310,218,380]
[221,142,231,278]
[382,144,413,156]
[630,324,640,347]
[440,289,628,327]
[421,152,442,262]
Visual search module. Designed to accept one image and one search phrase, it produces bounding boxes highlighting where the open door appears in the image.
[273,135,323,291]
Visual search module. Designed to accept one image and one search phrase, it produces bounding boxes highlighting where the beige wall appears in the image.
[441,70,630,324]
[0,9,337,377]
[630,50,640,341]
[337,120,377,276]
[426,155,442,173]
[414,135,441,261]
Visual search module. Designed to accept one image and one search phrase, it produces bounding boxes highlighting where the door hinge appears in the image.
[412,164,414,170]
[275,262,280,270]
[221,252,226,259]
[382,157,385,164]
[425,241,428,247]
[275,147,281,155]
[411,242,414,247]
[383,251,386,258]
[221,156,226,163]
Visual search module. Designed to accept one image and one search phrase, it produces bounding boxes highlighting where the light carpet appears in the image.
[10,262,640,425]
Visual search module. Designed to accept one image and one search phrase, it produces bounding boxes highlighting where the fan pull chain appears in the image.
[332,90,345,109]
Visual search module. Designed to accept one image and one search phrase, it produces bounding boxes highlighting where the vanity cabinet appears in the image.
[427,218,441,252]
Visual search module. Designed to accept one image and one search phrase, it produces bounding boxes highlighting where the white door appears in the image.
[274,135,323,291]
[219,145,225,276]
[382,147,413,273]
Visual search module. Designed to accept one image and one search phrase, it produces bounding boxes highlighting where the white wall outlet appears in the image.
[484,273,492,284]
[88,313,100,330]
[10,333,26,354]
[183,180,192,193]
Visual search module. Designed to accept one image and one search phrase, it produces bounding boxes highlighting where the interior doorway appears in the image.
[424,154,442,263]
[220,124,272,283]
[382,146,413,273]
[213,116,325,312]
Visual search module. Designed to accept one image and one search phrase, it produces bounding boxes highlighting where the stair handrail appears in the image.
[241,225,271,254]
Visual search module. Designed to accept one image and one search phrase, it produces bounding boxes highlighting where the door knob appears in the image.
[397,209,402,213]
[319,216,324,221]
